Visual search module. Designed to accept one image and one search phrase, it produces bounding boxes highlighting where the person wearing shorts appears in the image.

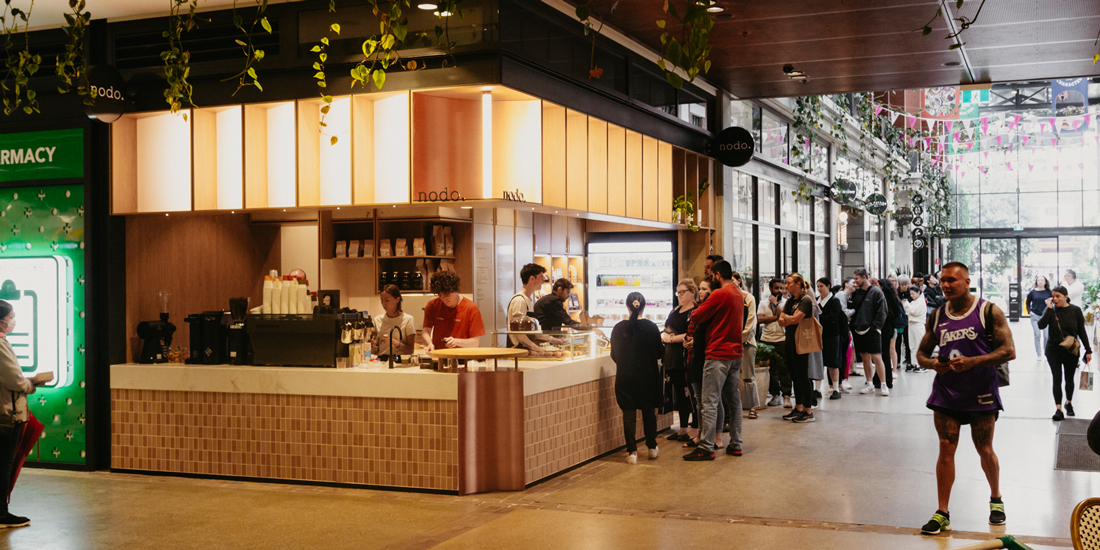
[915,262,1016,536]
[850,269,888,396]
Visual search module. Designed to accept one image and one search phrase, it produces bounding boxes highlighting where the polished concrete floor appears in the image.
[3,321,1095,550]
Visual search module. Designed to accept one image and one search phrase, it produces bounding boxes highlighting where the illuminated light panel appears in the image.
[482,91,492,199]
[216,106,244,210]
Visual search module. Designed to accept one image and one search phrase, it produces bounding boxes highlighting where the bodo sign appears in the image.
[712,127,755,167]
[81,64,127,123]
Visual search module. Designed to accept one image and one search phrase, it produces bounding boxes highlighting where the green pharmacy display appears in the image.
[0,184,86,464]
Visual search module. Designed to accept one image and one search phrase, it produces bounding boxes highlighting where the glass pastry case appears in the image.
[490,329,608,361]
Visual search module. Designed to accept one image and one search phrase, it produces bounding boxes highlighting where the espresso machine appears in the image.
[185,310,230,364]
[137,291,175,364]
[227,297,251,365]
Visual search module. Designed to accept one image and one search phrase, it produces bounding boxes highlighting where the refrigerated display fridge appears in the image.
[586,234,677,328]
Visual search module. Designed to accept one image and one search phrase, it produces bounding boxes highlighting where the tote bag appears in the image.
[795,296,823,354]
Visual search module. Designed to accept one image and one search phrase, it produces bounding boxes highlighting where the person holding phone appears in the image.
[0,299,50,528]
[1037,286,1093,421]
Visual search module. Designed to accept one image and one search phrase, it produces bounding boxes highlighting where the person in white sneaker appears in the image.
[758,279,791,408]
[850,269,888,396]
[610,293,664,464]
[818,278,848,400]
[0,300,48,529]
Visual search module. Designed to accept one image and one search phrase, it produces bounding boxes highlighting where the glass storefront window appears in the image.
[797,198,812,231]
[797,233,811,276]
[982,193,1019,228]
[956,194,980,229]
[781,230,795,275]
[814,236,826,279]
[811,140,829,182]
[814,198,826,233]
[761,111,788,165]
[758,227,777,296]
[1058,192,1083,227]
[779,187,796,228]
[729,221,753,286]
[1085,190,1100,226]
[730,170,752,220]
[760,180,777,224]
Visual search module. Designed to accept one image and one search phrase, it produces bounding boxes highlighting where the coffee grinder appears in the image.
[227,297,251,365]
[137,291,175,364]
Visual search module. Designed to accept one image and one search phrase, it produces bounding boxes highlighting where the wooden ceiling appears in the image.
[572,0,1100,99]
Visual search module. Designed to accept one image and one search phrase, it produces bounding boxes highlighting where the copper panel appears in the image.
[458,370,525,495]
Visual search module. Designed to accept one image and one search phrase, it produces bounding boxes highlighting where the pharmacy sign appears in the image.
[0,128,84,182]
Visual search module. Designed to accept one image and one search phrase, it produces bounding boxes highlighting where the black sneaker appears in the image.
[920,511,950,535]
[1053,409,1065,421]
[682,448,715,461]
[829,390,841,400]
[782,409,801,420]
[0,513,30,529]
[792,411,815,423]
[989,501,1006,525]
[1066,403,1075,417]
[725,447,742,456]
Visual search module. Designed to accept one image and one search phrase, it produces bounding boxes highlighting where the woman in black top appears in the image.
[874,277,901,390]
[610,291,664,463]
[778,273,816,423]
[1037,285,1094,421]
[1026,276,1052,357]
[663,279,697,441]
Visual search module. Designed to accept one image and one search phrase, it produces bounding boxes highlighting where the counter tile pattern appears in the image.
[523,376,672,484]
[112,389,459,491]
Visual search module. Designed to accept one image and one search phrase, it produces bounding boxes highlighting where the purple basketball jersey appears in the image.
[926,298,1003,412]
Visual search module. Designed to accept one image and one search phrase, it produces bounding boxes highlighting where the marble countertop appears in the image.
[111,355,619,400]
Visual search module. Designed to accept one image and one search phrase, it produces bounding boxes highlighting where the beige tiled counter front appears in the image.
[110,358,667,493]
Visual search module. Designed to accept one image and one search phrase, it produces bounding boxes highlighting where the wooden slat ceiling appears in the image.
[571,0,1100,99]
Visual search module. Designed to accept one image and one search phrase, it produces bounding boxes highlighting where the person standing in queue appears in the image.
[732,272,759,420]
[1037,286,1093,421]
[533,278,580,332]
[778,274,816,423]
[817,278,847,400]
[683,278,719,449]
[0,300,50,528]
[610,292,664,464]
[663,279,698,441]
[759,279,791,408]
[704,254,723,281]
[683,261,745,460]
[916,262,1015,535]
[421,271,486,352]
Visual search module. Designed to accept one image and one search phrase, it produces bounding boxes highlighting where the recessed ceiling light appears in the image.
[433,10,452,16]
[706,5,724,12]
[942,61,962,67]
[418,3,438,9]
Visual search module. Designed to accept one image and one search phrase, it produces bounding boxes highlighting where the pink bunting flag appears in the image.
[1073,118,1082,131]
[1040,122,1047,134]
[1057,147,1063,154]
[924,137,932,149]
[1028,164,1034,172]
[1006,162,1012,171]
[1010,114,1021,130]
[1095,136,1099,146]
[1053,138,1058,147]
[980,117,989,135]
[1022,135,1030,146]
[805,138,811,150]
[984,151,989,160]
[995,135,1002,146]
[1054,165,1059,172]
[961,171,966,178]
[953,132,959,142]
[968,142,975,152]
[874,104,884,116]
[938,142,945,153]
[906,115,917,129]
[1049,117,1056,131]
[906,135,913,147]
[1079,162,1085,170]
[946,120,954,133]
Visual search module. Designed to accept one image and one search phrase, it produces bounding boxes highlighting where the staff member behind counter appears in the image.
[421,271,486,352]
[508,264,549,350]
[534,278,581,331]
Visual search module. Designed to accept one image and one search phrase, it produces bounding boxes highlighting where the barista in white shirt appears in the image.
[373,285,418,358]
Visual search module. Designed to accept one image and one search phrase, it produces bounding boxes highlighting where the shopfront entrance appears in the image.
[948,233,1100,316]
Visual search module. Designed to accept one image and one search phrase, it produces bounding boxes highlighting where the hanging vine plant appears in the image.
[433,0,463,68]
[791,95,824,200]
[1,0,40,116]
[56,0,93,107]
[575,1,617,79]
[312,15,339,144]
[656,1,714,90]
[224,0,272,95]
[162,0,202,119]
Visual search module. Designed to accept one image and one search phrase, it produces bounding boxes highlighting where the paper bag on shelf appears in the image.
[348,240,360,258]
[379,239,392,257]
[439,259,455,273]
[443,226,454,256]
[362,239,374,258]
[395,238,408,257]
[335,241,347,258]
[416,259,431,290]
[413,237,426,256]
[433,225,445,256]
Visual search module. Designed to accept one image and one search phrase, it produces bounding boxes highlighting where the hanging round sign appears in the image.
[865,193,888,215]
[913,205,924,218]
[711,126,755,167]
[81,64,128,123]
[831,178,857,204]
[914,216,925,227]
[912,193,924,205]
[912,227,926,239]
[894,206,913,225]
[913,238,926,250]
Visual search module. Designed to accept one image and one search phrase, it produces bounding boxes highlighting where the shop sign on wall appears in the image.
[0,129,84,182]
[82,64,128,123]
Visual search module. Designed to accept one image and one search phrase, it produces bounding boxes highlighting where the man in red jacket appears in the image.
[684,260,746,460]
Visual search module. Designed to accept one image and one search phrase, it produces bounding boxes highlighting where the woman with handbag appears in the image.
[662,279,698,441]
[610,292,664,463]
[778,273,817,423]
[1038,286,1094,421]
[0,300,48,528]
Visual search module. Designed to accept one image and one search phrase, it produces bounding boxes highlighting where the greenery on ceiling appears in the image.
[1,0,41,115]
[224,0,272,95]
[656,1,714,90]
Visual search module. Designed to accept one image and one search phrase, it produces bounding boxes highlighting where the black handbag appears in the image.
[659,367,675,414]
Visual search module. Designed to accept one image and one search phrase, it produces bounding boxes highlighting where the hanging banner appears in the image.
[1051,78,1089,133]
[958,89,987,119]
[0,129,84,182]
[921,86,960,119]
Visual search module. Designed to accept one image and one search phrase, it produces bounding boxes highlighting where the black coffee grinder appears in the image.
[185,311,230,364]
[137,291,175,364]
[227,297,251,365]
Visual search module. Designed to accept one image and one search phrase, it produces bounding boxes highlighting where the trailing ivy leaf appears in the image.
[320,53,327,62]
[394,24,407,43]
[235,39,247,46]
[956,0,964,8]
[247,67,257,79]
[321,37,329,45]
[323,95,333,103]
[311,45,322,52]
[665,71,683,89]
[372,69,386,90]
[255,81,263,91]
[331,136,339,146]
[656,19,665,28]
[261,16,272,33]
[657,59,666,71]
[255,49,265,61]
[575,5,590,21]
[922,25,932,35]
[321,104,330,114]
[948,42,964,49]
[331,23,340,34]
[313,62,321,70]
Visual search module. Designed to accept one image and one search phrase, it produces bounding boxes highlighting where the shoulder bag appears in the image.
[979,301,1011,387]
[1052,307,1082,357]
[795,296,823,354]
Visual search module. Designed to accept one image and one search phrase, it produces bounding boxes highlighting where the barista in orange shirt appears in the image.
[421,271,486,351]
